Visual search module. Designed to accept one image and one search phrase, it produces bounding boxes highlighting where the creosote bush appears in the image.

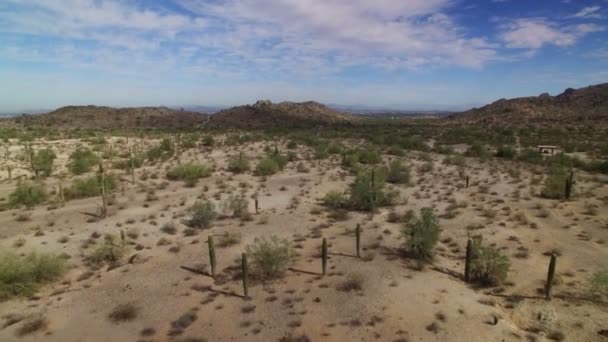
[245,235,295,280]
[401,208,441,260]
[9,182,48,208]
[0,252,66,300]
[31,148,56,177]
[255,157,280,176]
[469,236,511,286]
[227,154,250,173]
[541,166,568,199]
[65,174,117,199]
[68,148,100,174]
[187,201,217,229]
[386,159,410,184]
[166,163,211,186]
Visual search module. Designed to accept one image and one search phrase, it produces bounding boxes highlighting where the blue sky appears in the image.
[0,0,607,112]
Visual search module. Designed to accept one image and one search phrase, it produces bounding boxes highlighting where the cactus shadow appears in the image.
[288,267,321,276]
[180,265,214,278]
[328,252,358,258]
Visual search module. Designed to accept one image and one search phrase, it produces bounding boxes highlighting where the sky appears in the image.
[0,0,607,112]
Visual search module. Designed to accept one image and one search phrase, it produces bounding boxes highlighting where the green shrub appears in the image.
[0,252,66,300]
[245,236,294,280]
[68,148,100,174]
[541,166,568,199]
[401,208,440,260]
[386,160,410,184]
[187,201,217,229]
[146,138,174,161]
[112,154,144,170]
[227,154,250,174]
[388,145,405,156]
[322,191,348,209]
[88,234,127,266]
[201,135,214,147]
[31,148,56,177]
[469,236,511,286]
[220,195,250,219]
[443,154,465,167]
[65,174,117,199]
[9,182,48,208]
[495,145,517,159]
[166,163,210,186]
[591,268,608,296]
[255,157,280,176]
[357,148,382,164]
[348,168,395,211]
[466,143,488,158]
[518,148,544,164]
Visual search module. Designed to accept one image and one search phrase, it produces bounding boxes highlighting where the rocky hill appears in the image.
[207,100,353,129]
[451,83,608,125]
[1,106,209,129]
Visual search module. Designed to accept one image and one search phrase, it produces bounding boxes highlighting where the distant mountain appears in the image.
[451,83,608,125]
[207,100,352,129]
[0,105,209,129]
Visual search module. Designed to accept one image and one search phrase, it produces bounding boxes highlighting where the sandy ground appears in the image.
[0,136,607,342]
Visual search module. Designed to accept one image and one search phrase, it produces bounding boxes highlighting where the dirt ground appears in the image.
[1,136,607,342]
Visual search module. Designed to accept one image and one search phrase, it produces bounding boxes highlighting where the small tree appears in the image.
[31,149,56,177]
[401,208,440,260]
[386,160,410,184]
[541,166,568,199]
[245,236,294,280]
[187,201,217,229]
[9,182,48,208]
[469,236,511,286]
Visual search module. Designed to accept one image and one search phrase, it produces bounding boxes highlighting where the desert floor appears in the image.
[1,136,607,342]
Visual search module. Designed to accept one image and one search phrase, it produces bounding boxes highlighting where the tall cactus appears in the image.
[322,238,328,276]
[208,236,216,278]
[242,253,249,298]
[465,175,470,188]
[545,254,557,300]
[355,224,361,258]
[58,181,65,207]
[254,198,259,214]
[99,162,107,218]
[464,238,473,282]
[564,170,575,200]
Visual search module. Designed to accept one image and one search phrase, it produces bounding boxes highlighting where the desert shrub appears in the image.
[68,148,100,174]
[88,234,127,266]
[591,268,608,297]
[469,236,511,286]
[287,141,298,149]
[495,145,517,159]
[166,163,210,186]
[146,138,174,161]
[112,154,144,170]
[187,201,217,229]
[227,154,250,173]
[386,160,410,184]
[220,195,250,219]
[30,148,56,177]
[418,161,434,173]
[108,303,138,323]
[313,144,329,160]
[518,148,543,164]
[201,135,214,147]
[348,168,395,211]
[255,157,280,176]
[337,272,365,292]
[443,154,465,167]
[180,134,198,149]
[217,231,242,247]
[357,147,382,164]
[541,166,568,199]
[466,143,488,158]
[387,145,405,156]
[322,191,348,210]
[65,174,117,199]
[245,236,294,280]
[9,182,48,208]
[0,252,66,300]
[401,208,440,260]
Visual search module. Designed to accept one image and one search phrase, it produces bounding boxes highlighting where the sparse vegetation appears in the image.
[0,252,66,300]
[9,182,48,208]
[401,208,441,260]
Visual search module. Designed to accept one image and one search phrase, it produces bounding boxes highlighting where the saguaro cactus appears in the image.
[465,175,470,188]
[254,198,259,214]
[355,224,361,258]
[564,170,575,200]
[208,236,216,278]
[58,181,65,207]
[242,253,249,298]
[322,238,328,276]
[130,148,136,184]
[464,238,473,283]
[545,254,557,300]
[99,163,107,218]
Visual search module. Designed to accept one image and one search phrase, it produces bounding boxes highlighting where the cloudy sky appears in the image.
[0,0,607,112]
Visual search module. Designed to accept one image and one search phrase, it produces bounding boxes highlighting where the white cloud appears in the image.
[499,18,603,49]
[573,6,602,19]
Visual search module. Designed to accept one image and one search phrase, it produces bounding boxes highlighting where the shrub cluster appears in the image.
[245,236,295,280]
[166,163,211,186]
[401,208,441,260]
[68,148,100,174]
[0,252,66,300]
[9,182,48,208]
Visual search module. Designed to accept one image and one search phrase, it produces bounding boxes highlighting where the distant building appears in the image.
[537,145,558,155]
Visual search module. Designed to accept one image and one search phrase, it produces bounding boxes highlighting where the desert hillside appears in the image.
[0,106,209,130]
[207,100,353,129]
[451,83,608,125]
